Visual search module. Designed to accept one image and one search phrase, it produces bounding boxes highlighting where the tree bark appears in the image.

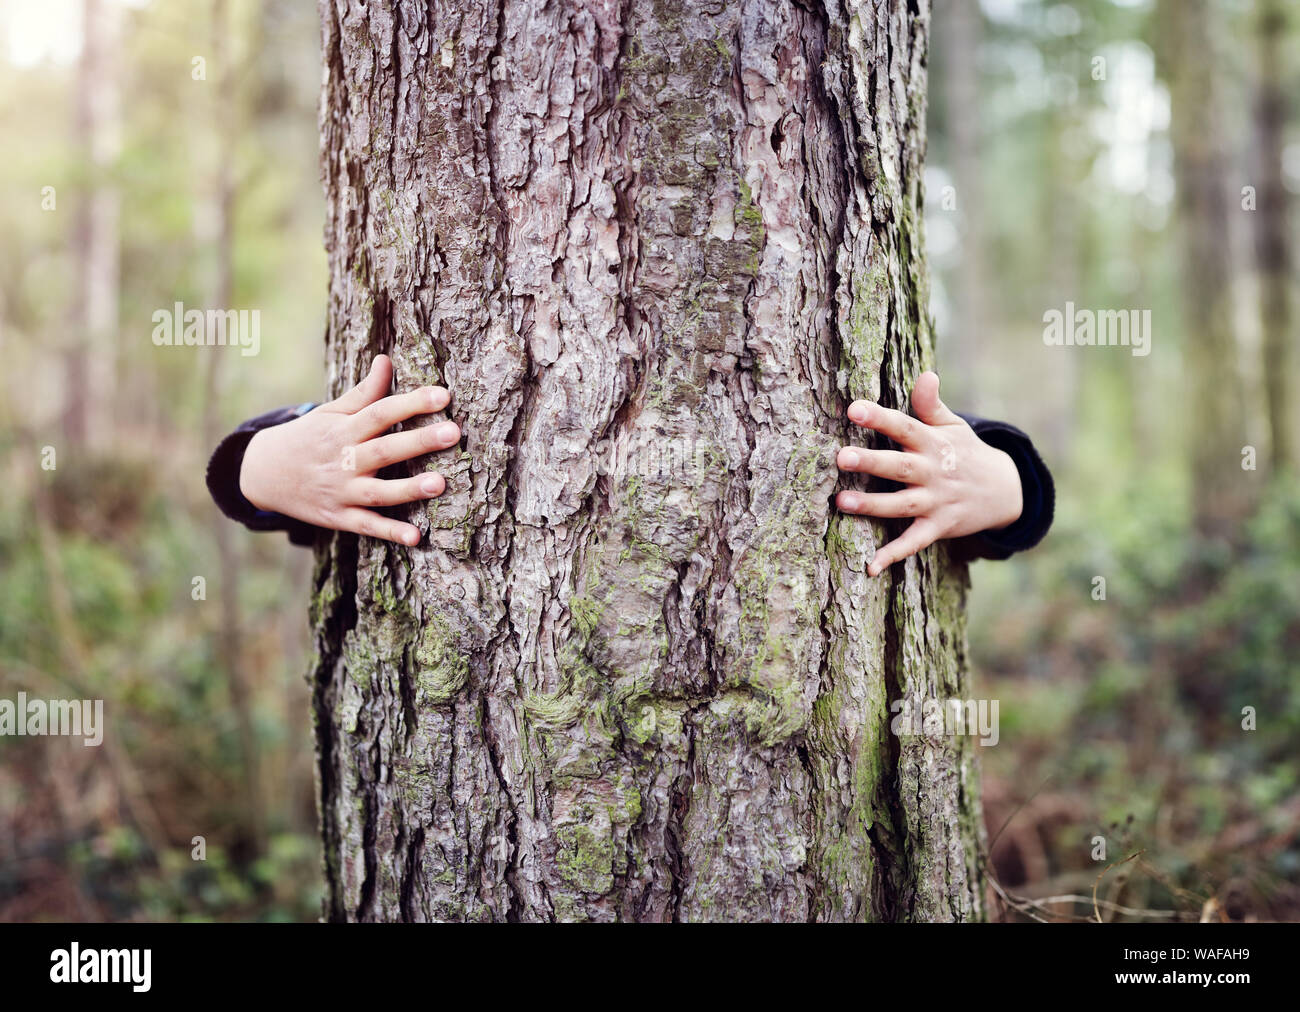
[310,0,983,922]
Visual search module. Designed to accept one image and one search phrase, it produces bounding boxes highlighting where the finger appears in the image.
[911,371,962,427]
[836,489,932,518]
[349,386,451,441]
[348,472,446,508]
[328,355,393,413]
[845,400,935,452]
[352,421,462,472]
[868,520,938,576]
[335,507,422,547]
[837,446,929,484]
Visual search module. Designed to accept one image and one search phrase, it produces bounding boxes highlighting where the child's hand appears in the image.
[239,355,461,547]
[835,371,1023,576]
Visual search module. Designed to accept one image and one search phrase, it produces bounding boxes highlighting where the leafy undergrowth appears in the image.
[971,477,1300,922]
[0,445,321,922]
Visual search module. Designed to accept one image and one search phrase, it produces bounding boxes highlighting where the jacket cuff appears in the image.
[205,403,321,546]
[956,415,1056,561]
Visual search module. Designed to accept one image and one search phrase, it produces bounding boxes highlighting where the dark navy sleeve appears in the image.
[953,413,1056,561]
[205,402,321,547]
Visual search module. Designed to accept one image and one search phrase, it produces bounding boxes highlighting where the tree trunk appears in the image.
[934,0,981,399]
[64,0,120,449]
[200,0,266,859]
[1158,0,1251,536]
[1253,0,1293,474]
[310,0,983,922]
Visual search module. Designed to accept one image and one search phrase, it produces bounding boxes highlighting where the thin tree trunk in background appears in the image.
[199,0,265,857]
[65,0,120,449]
[310,0,982,922]
[1254,0,1293,474]
[1158,0,1251,537]
[936,0,982,397]
[1040,39,1083,467]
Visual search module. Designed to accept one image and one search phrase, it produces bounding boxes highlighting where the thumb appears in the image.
[329,355,393,412]
[911,371,960,426]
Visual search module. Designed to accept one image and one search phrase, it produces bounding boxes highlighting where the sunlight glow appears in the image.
[3,0,83,68]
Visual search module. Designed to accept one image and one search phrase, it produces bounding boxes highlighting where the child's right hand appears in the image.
[239,355,461,546]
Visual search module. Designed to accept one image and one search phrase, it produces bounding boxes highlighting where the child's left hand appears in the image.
[835,371,1023,576]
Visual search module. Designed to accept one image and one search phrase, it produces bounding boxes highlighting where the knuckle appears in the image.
[368,450,390,470]
[360,485,384,507]
[896,456,915,481]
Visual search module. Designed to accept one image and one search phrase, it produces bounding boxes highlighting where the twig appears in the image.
[1093,849,1145,923]
[1035,894,1185,920]
[987,772,1056,855]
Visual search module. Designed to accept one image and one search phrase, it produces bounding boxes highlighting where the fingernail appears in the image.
[421,476,442,495]
[848,401,869,423]
[435,421,460,441]
[842,491,862,510]
[840,448,860,469]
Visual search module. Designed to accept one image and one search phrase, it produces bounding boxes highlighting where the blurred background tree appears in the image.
[0,0,326,920]
[0,0,1297,921]
[930,0,1300,921]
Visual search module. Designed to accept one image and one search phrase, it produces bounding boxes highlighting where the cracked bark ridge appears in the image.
[310,0,984,922]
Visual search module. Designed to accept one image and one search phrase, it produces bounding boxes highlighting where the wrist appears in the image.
[986,447,1024,530]
[239,429,274,512]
